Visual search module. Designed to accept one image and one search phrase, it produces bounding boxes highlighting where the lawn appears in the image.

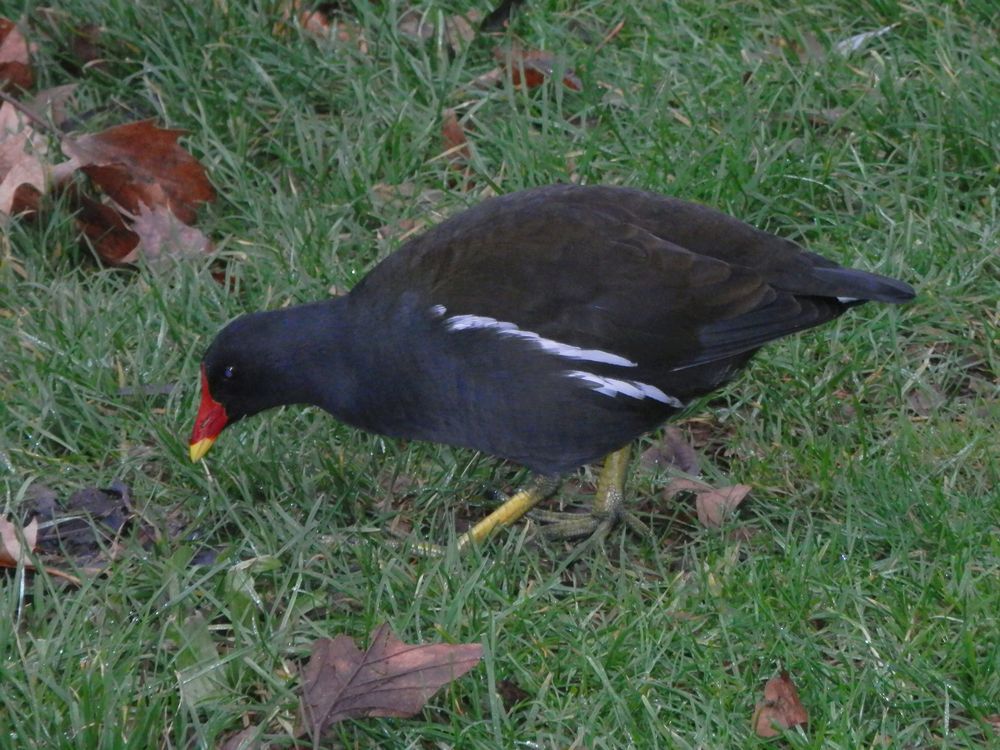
[1,0,997,747]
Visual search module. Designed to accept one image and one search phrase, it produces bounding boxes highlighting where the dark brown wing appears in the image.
[354,185,912,377]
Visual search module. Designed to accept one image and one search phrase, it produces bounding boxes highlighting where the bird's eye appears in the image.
[223,366,236,379]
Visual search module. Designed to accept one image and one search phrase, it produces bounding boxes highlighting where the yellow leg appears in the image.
[531,446,650,539]
[406,475,558,557]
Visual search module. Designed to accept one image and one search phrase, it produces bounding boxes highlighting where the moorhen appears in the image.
[189,185,914,550]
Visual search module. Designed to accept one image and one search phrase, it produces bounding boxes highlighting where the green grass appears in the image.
[2,0,998,747]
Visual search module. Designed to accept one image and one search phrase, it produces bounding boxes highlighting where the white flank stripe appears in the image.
[567,371,684,408]
[836,296,861,303]
[443,313,636,367]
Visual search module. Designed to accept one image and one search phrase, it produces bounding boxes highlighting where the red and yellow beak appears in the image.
[189,365,228,461]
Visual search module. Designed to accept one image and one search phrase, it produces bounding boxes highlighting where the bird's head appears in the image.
[188,312,295,461]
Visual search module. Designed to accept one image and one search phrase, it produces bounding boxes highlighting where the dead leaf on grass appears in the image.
[398,9,479,53]
[0,516,37,567]
[493,44,582,91]
[0,17,33,92]
[130,202,214,264]
[0,516,81,585]
[663,477,750,528]
[60,120,215,224]
[298,623,482,738]
[752,671,809,738]
[640,427,700,475]
[0,101,48,219]
[218,727,259,750]
[27,84,78,128]
[72,190,140,263]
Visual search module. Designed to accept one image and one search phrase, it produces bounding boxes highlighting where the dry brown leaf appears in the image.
[0,106,46,218]
[27,84,78,128]
[72,192,140,264]
[0,18,33,92]
[443,12,478,51]
[695,484,750,527]
[663,477,750,528]
[398,9,479,52]
[493,45,582,91]
[0,516,38,566]
[469,67,505,90]
[0,132,42,215]
[218,726,259,750]
[298,623,483,739]
[640,427,699,475]
[441,109,470,160]
[397,8,434,42]
[752,671,809,738]
[0,155,44,216]
[299,6,367,51]
[60,120,215,224]
[0,516,81,585]
[130,203,213,264]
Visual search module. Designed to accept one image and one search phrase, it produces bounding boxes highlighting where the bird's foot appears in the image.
[527,445,648,544]
[529,505,651,541]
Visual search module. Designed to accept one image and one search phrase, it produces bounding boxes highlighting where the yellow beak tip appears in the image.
[189,438,216,462]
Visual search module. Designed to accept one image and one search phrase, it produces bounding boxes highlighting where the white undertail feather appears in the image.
[566,371,684,408]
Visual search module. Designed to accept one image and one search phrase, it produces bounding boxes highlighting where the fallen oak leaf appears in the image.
[27,84,77,128]
[0,18,33,92]
[640,427,700,475]
[663,477,751,528]
[130,202,213,264]
[397,9,479,53]
[298,623,483,739]
[695,483,750,527]
[440,109,470,161]
[0,102,49,219]
[752,671,809,738]
[493,45,582,91]
[71,191,140,264]
[59,120,215,224]
[0,516,37,566]
[439,108,474,190]
[0,155,43,217]
[0,517,81,585]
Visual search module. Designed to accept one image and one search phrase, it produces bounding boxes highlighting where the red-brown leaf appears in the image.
[61,120,214,224]
[752,671,809,738]
[0,18,33,92]
[494,45,582,91]
[298,623,482,738]
[441,109,470,160]
[73,193,140,265]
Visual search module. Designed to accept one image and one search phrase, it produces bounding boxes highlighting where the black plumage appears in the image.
[190,185,914,544]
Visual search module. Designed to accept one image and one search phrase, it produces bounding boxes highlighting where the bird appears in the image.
[189,184,915,551]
